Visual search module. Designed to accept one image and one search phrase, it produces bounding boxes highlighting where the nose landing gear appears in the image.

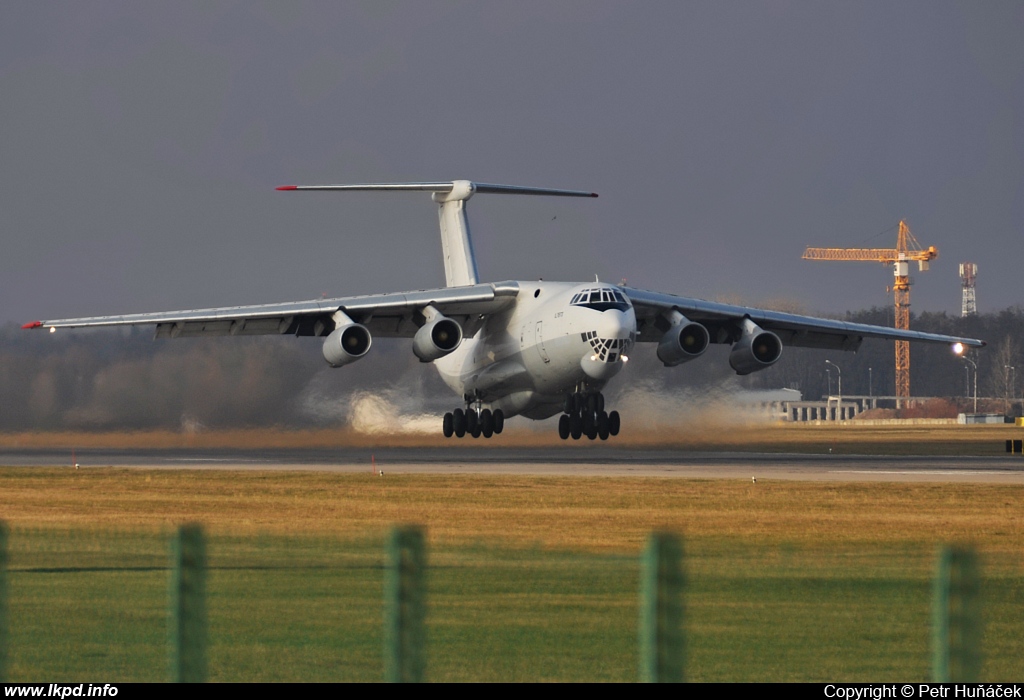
[442,397,504,439]
[559,391,619,441]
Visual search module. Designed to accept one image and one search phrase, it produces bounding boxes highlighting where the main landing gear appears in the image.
[558,392,620,441]
[442,401,504,439]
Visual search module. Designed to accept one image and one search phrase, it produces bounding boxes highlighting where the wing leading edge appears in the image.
[623,287,985,351]
[25,282,520,340]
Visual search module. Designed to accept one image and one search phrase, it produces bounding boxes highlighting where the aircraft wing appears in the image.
[23,281,520,339]
[622,286,985,351]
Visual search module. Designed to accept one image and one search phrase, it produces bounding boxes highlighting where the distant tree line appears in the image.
[0,306,1020,431]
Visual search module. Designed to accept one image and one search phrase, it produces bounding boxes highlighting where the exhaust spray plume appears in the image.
[347,391,439,435]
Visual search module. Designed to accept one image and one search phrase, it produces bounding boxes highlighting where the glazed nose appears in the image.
[595,309,631,339]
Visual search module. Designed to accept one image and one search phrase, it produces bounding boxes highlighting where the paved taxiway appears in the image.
[1,447,1022,483]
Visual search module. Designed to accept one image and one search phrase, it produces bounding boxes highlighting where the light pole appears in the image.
[1006,366,1016,414]
[963,356,978,413]
[868,366,873,403]
[826,360,842,420]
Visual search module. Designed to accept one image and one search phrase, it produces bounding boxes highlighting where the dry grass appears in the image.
[2,468,1021,681]
[0,469,1021,555]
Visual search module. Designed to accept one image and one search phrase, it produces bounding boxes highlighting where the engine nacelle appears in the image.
[729,319,782,375]
[657,321,710,366]
[413,316,463,362]
[322,322,372,367]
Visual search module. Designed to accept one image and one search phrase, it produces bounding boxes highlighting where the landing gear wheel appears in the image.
[493,410,504,434]
[480,409,494,438]
[597,411,609,440]
[585,421,598,440]
[582,410,595,434]
[443,412,454,438]
[586,393,599,414]
[608,410,620,436]
[596,393,605,412]
[558,414,570,440]
[573,393,585,415]
[467,410,481,438]
[569,413,583,440]
[453,408,467,438]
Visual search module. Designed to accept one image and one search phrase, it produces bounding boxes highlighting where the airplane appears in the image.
[23,180,985,441]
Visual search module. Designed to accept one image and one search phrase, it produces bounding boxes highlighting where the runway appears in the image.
[2,447,1023,483]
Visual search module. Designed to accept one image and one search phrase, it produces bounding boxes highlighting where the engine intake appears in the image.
[322,319,372,367]
[413,316,463,362]
[657,320,710,366]
[729,319,782,375]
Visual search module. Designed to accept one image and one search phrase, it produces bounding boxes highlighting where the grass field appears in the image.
[1,467,1022,681]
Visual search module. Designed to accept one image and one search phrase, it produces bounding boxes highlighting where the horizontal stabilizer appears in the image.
[275,180,597,287]
[275,181,597,198]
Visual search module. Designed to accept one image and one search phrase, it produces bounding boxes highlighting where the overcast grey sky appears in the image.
[4,1,1022,325]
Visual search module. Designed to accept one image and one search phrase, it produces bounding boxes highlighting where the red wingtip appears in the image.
[22,321,43,329]
[275,185,298,191]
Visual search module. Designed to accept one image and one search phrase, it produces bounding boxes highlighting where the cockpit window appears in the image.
[570,287,630,312]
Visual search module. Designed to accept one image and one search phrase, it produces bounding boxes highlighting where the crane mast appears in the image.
[802,221,938,406]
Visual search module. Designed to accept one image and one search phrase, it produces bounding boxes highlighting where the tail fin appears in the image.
[276,180,597,288]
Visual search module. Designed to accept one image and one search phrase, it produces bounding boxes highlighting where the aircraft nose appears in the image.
[580,309,635,381]
[595,309,632,339]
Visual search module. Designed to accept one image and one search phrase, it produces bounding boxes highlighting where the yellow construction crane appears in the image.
[802,221,938,405]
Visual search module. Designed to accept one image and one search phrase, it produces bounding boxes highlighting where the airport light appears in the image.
[868,366,873,399]
[825,360,842,420]
[962,356,978,413]
[1005,365,1016,413]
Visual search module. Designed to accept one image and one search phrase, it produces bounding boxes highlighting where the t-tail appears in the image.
[276,180,597,288]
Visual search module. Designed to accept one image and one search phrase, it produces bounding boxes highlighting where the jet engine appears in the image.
[657,315,710,366]
[729,319,782,375]
[413,313,463,362]
[322,314,372,367]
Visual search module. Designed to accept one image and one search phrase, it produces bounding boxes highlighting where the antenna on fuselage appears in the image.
[276,180,597,288]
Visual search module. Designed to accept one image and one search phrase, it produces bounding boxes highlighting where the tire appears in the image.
[582,410,595,433]
[480,409,494,438]
[558,414,570,440]
[443,412,454,438]
[563,394,574,414]
[493,410,504,434]
[597,411,609,440]
[453,408,466,438]
[467,410,478,435]
[586,393,599,414]
[596,393,605,413]
[608,410,620,436]
[570,413,583,440]
[586,422,598,440]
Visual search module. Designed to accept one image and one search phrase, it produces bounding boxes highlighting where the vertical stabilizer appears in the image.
[433,180,479,287]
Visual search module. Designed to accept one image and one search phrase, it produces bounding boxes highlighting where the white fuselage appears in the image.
[434,281,637,419]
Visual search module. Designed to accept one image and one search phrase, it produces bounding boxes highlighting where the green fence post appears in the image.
[932,545,982,682]
[639,531,684,683]
[0,522,8,683]
[384,525,426,683]
[170,524,207,683]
